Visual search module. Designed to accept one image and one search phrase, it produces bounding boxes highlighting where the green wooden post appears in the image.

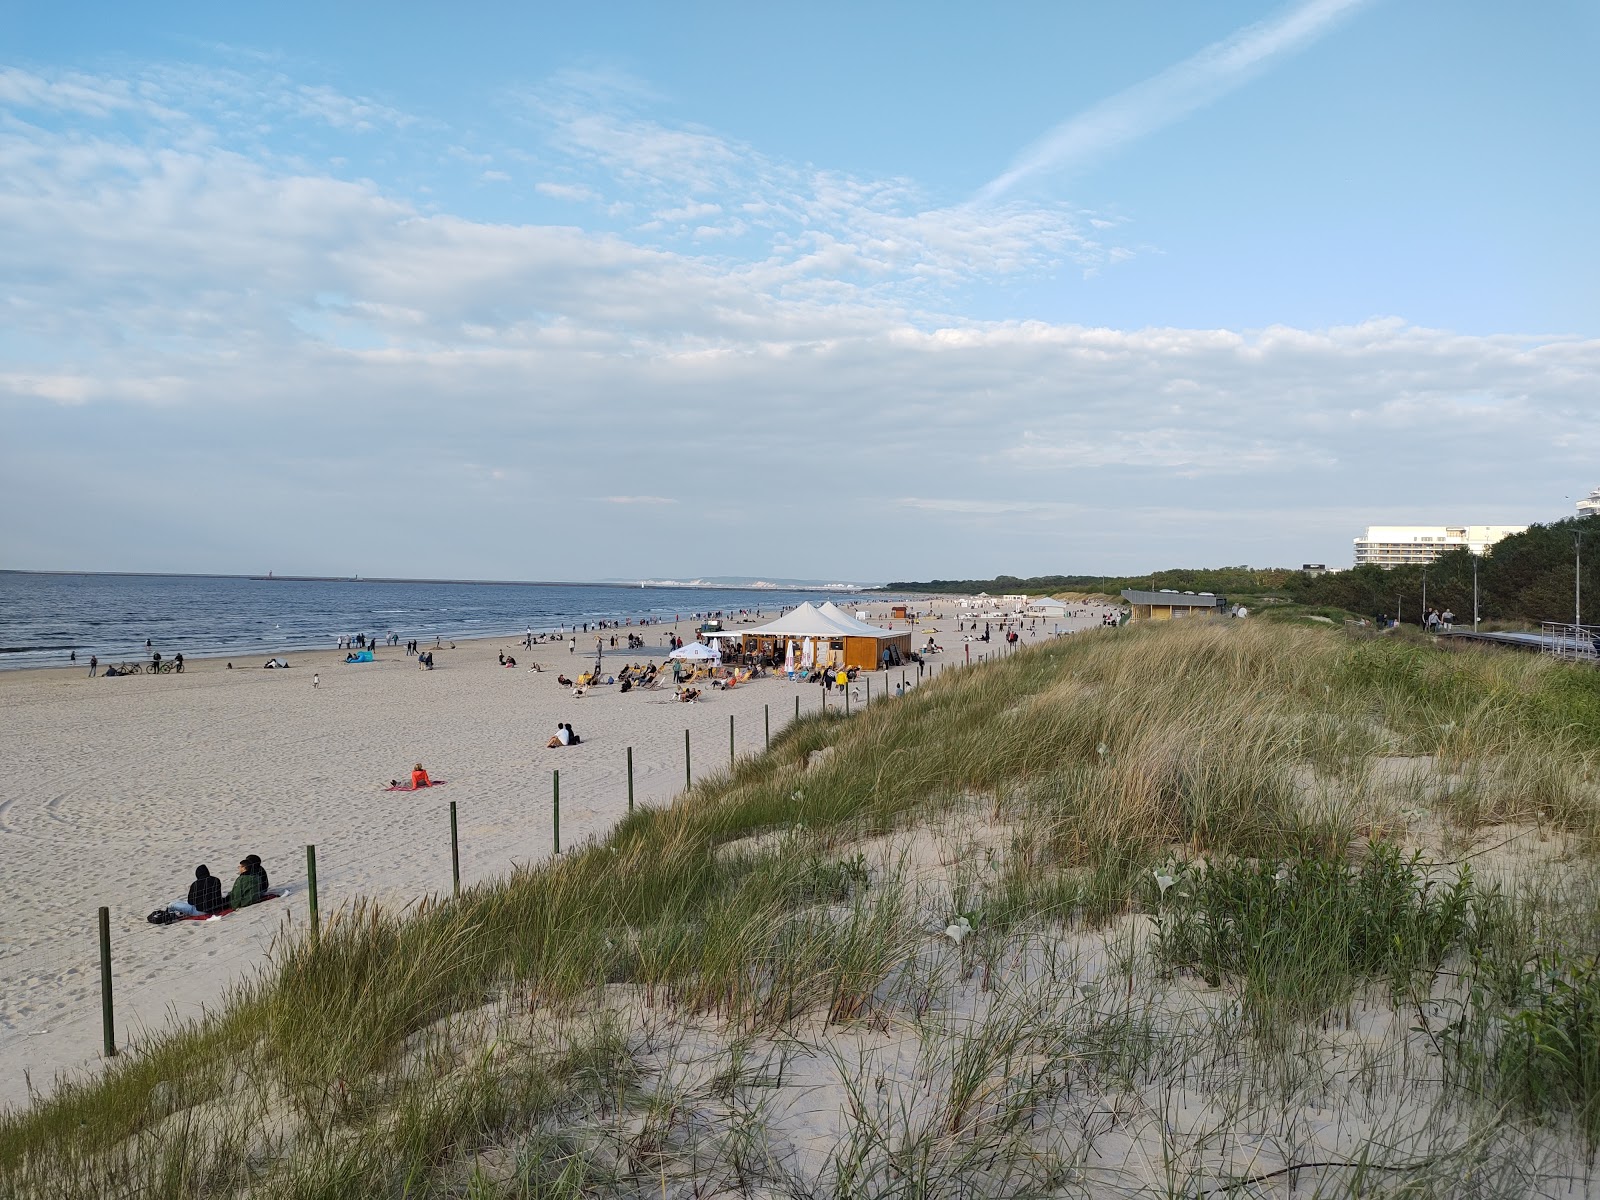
[795,694,800,721]
[685,728,692,791]
[627,746,634,813]
[98,906,116,1057]
[845,681,850,715]
[765,703,770,748]
[553,770,560,854]
[729,713,735,764]
[306,844,319,942]
[449,802,460,899]
[866,676,871,704]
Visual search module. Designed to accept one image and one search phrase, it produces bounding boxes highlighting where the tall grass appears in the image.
[3,620,1598,1196]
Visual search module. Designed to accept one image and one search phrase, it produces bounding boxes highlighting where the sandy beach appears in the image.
[0,601,1098,1111]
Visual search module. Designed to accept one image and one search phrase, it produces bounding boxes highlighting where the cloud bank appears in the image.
[0,55,1592,581]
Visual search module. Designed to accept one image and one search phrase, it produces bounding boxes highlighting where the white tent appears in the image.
[740,601,912,670]
[1028,597,1068,614]
[667,642,717,661]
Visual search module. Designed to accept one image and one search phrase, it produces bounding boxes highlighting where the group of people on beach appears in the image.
[169,855,270,917]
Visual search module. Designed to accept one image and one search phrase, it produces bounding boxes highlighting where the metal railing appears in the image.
[1540,622,1600,662]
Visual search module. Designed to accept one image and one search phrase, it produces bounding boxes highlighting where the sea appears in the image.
[0,573,875,671]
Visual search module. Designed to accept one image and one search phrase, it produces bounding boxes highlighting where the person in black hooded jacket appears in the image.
[187,865,224,914]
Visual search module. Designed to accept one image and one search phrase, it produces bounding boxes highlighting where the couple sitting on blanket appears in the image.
[172,855,270,915]
[547,722,582,747]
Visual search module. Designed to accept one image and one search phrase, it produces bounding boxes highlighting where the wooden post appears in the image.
[627,746,634,813]
[449,802,460,899]
[729,713,735,764]
[306,844,319,943]
[845,682,850,715]
[553,770,560,855]
[765,703,770,748]
[866,676,871,704]
[685,728,692,791]
[98,907,116,1057]
[795,694,800,721]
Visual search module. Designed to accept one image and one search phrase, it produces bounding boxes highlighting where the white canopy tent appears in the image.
[667,642,718,661]
[739,602,912,669]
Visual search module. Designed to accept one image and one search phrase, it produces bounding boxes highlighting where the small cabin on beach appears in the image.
[1120,589,1228,622]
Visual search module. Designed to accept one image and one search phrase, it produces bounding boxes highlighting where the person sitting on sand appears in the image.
[556,674,573,687]
[187,865,224,914]
[547,723,571,749]
[244,853,269,892]
[227,860,263,910]
[410,763,432,789]
[564,722,581,745]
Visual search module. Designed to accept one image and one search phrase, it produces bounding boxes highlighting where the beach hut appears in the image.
[1119,589,1227,623]
[738,601,913,670]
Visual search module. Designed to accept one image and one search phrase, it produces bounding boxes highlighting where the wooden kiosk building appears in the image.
[1119,589,1228,622]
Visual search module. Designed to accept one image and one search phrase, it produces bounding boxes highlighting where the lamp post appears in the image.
[1473,554,1480,631]
[1577,532,1584,627]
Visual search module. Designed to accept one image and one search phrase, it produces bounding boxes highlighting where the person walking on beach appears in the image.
[569,636,576,654]
[88,655,98,677]
[313,672,320,689]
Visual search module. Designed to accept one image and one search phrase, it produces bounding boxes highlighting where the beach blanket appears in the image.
[150,891,284,925]
[384,780,447,792]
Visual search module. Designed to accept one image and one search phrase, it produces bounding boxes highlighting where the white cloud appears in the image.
[1,55,1594,580]
[980,0,1371,199]
[535,180,600,202]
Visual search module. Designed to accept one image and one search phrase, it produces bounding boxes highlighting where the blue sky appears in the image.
[3,1,1597,580]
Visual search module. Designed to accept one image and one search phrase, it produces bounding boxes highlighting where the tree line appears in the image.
[882,515,1600,627]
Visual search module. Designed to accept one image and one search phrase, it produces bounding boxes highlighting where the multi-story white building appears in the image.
[1579,486,1600,517]
[1353,525,1527,568]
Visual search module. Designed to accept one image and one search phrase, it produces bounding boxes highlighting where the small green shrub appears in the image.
[1456,950,1600,1147]
[1155,843,1491,1023]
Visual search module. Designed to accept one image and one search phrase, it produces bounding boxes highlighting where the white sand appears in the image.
[0,602,1102,1110]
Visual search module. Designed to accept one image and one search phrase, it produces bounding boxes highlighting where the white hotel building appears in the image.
[1353,525,1527,568]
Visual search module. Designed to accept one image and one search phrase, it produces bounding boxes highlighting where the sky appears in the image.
[3,1,1598,582]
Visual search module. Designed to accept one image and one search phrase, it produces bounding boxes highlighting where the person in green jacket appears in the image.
[227,860,263,910]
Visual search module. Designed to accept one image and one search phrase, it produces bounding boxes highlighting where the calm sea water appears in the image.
[0,573,867,670]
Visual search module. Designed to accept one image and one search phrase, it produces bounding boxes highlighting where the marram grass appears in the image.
[4,620,1600,1197]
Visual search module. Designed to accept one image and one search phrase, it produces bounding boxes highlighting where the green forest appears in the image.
[883,515,1600,628]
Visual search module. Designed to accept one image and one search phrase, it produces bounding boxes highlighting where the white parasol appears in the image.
[668,642,717,661]
[784,639,795,675]
[802,637,815,668]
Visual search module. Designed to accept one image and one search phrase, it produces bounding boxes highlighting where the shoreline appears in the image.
[0,582,917,674]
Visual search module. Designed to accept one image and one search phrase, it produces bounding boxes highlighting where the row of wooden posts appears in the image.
[96,659,971,1057]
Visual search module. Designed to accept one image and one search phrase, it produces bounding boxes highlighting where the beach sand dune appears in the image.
[0,607,1087,1110]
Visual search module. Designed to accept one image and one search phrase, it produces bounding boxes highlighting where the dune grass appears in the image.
[4,620,1600,1196]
